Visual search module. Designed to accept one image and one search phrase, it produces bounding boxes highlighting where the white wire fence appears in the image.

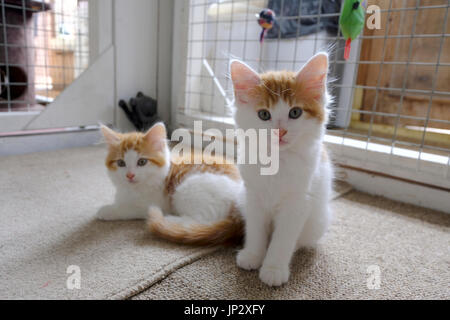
[0,0,89,113]
[177,0,450,183]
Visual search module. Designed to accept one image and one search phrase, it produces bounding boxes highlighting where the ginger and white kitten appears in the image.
[230,52,333,286]
[98,123,244,245]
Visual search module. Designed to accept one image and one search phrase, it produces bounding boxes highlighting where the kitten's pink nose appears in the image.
[276,128,287,138]
[126,172,135,180]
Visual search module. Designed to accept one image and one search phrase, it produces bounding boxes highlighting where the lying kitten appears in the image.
[99,123,244,245]
[230,52,333,286]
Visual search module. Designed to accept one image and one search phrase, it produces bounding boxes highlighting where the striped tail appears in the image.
[147,206,244,246]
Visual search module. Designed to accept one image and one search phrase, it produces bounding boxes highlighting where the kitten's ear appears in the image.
[143,122,167,152]
[296,52,328,100]
[230,60,260,105]
[100,125,121,145]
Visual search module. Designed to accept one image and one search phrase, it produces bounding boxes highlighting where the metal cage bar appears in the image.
[0,0,89,113]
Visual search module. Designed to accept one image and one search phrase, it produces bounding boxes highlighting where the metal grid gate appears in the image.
[175,0,450,187]
[0,0,89,114]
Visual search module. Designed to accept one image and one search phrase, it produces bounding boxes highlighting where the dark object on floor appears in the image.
[118,92,159,131]
[266,0,341,39]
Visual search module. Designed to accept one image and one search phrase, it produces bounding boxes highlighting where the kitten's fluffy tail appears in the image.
[147,206,244,246]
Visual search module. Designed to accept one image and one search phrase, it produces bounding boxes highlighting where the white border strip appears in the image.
[341,167,449,214]
[324,135,449,165]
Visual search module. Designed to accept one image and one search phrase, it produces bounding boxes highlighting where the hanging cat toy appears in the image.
[339,0,366,60]
[256,9,275,43]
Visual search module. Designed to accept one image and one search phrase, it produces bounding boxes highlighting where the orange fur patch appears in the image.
[105,132,166,170]
[149,152,243,247]
[165,152,241,196]
[147,205,243,246]
[249,71,325,122]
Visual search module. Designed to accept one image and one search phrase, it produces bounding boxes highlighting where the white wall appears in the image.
[156,0,174,130]
[114,0,174,132]
[114,0,158,132]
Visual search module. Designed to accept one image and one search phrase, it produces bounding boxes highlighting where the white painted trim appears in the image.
[0,127,102,156]
[88,0,114,63]
[0,113,40,133]
[156,0,175,127]
[340,167,449,214]
[171,0,190,133]
[326,135,450,190]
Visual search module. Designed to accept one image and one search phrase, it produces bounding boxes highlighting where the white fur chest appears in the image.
[240,147,319,210]
[110,172,170,212]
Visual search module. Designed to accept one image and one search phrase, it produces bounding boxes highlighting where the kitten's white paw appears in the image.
[259,264,290,287]
[236,249,264,270]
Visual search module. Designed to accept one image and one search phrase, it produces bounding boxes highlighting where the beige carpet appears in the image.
[133,191,450,300]
[0,146,217,299]
[1,145,448,299]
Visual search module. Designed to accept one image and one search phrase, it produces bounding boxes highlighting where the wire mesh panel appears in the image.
[0,0,89,113]
[178,0,450,185]
[182,0,345,124]
[334,0,450,172]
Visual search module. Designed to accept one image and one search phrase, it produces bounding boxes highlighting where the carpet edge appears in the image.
[106,247,221,300]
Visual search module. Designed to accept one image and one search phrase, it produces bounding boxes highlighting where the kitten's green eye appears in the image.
[258,109,271,121]
[117,159,126,167]
[137,158,148,166]
[289,107,303,119]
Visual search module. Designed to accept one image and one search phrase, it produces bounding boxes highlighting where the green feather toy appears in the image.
[339,0,365,60]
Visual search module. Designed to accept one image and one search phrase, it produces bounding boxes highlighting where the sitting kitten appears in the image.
[230,52,333,286]
[99,123,244,245]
